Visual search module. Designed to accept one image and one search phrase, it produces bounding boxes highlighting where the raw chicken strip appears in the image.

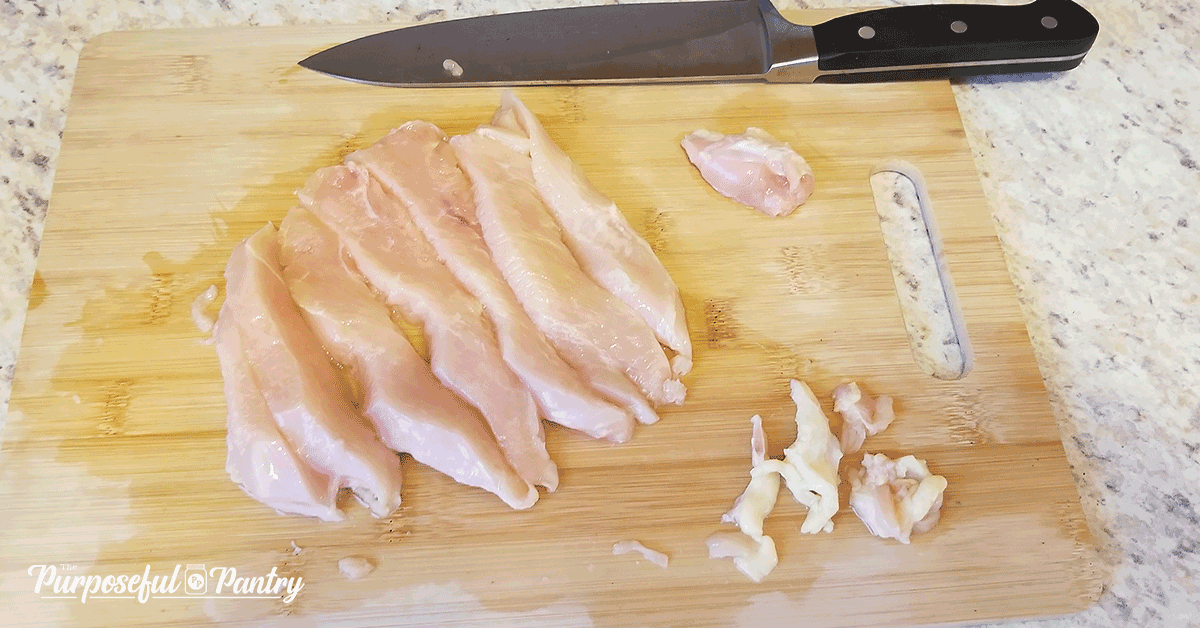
[612,540,669,569]
[451,129,685,410]
[213,309,342,522]
[224,224,402,518]
[681,127,815,217]
[761,380,843,534]
[493,92,693,376]
[298,164,557,492]
[348,122,633,443]
[832,382,896,455]
[849,453,948,544]
[579,363,662,427]
[277,207,536,510]
[710,415,782,583]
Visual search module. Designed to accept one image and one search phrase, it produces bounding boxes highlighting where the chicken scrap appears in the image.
[681,127,815,218]
[849,453,948,544]
[707,415,782,583]
[765,380,843,535]
[832,382,896,455]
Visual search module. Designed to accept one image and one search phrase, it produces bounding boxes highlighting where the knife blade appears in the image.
[298,0,1099,86]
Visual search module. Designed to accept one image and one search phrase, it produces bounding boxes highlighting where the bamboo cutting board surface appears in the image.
[0,10,1101,628]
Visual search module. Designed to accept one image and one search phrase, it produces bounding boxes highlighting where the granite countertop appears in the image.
[1,0,1197,625]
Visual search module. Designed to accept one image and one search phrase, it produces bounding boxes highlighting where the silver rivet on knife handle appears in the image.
[442,58,465,78]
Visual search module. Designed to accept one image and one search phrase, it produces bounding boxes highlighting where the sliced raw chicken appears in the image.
[347,122,634,443]
[213,309,342,522]
[223,223,402,518]
[577,364,662,427]
[493,92,693,376]
[450,129,685,412]
[681,127,815,217]
[761,380,843,534]
[849,453,948,544]
[298,164,558,492]
[276,206,536,510]
[832,382,896,455]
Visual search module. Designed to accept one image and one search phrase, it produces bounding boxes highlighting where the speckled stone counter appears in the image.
[2,1,1197,625]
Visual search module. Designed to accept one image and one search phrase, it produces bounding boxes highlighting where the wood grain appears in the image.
[0,11,1101,627]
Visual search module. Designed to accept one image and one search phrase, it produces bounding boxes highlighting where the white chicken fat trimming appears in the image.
[708,380,842,582]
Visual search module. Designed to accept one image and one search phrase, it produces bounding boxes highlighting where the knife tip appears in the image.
[293,53,393,87]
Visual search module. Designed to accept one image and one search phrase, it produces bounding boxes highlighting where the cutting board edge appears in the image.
[2,20,1103,628]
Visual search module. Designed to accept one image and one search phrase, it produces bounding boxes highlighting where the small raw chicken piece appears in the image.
[708,415,781,582]
[681,127,815,217]
[849,453,948,544]
[706,531,778,583]
[299,164,557,492]
[192,285,218,334]
[348,121,633,443]
[492,92,693,376]
[760,380,843,534]
[223,224,402,518]
[337,556,375,580]
[277,207,536,510]
[612,540,669,569]
[451,129,685,414]
[832,382,896,455]
[213,309,342,522]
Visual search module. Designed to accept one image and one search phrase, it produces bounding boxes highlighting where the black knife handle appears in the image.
[810,0,1099,77]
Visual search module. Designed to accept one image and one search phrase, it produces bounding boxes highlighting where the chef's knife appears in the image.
[299,0,1099,86]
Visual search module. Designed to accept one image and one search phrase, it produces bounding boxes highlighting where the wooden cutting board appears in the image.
[0,10,1101,627]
